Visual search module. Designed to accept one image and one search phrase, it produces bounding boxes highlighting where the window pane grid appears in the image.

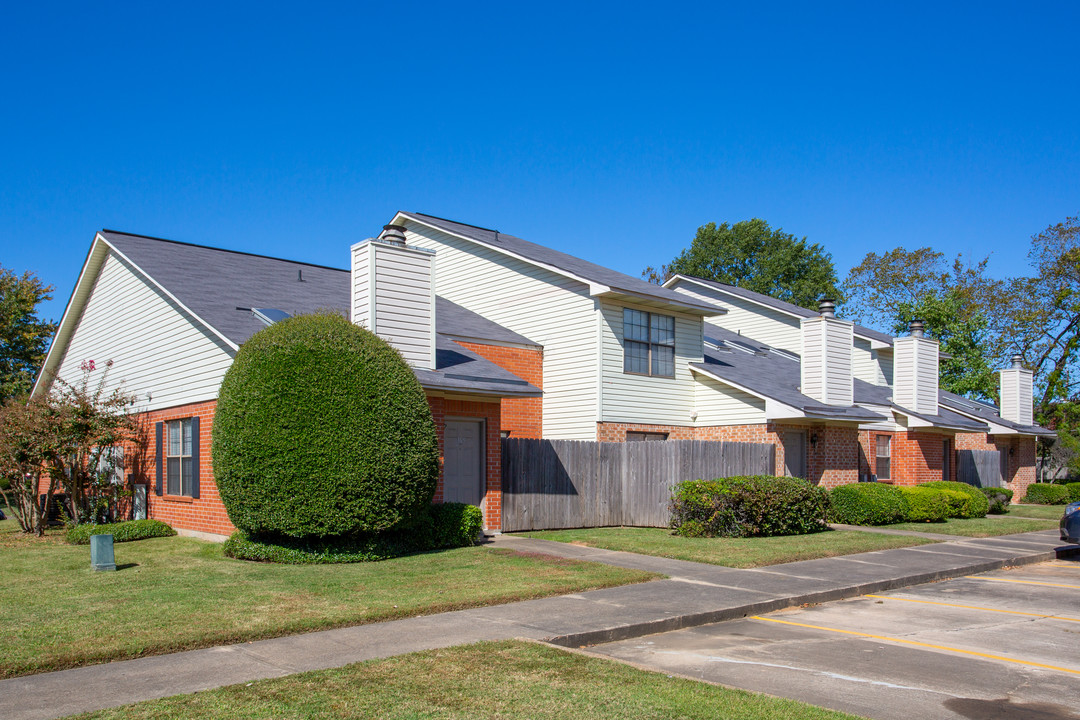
[623,309,676,378]
[166,419,195,497]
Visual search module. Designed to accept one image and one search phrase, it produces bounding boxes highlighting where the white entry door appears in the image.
[444,420,484,506]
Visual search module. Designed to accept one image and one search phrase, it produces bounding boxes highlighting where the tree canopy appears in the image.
[0,265,56,404]
[644,219,842,310]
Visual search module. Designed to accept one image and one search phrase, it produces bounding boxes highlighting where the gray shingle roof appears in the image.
[854,380,988,432]
[398,212,726,316]
[98,231,540,398]
[672,275,894,345]
[694,323,886,422]
[939,390,1055,437]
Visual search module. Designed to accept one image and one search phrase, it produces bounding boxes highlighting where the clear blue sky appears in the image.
[3,1,1077,323]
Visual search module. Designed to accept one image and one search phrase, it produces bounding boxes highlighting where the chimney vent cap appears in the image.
[1011,354,1024,369]
[378,224,408,246]
[818,298,836,317]
[909,320,925,338]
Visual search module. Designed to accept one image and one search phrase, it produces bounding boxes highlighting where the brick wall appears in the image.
[427,395,503,530]
[955,432,1037,498]
[453,341,543,439]
[106,392,505,537]
[135,399,235,537]
[595,421,859,488]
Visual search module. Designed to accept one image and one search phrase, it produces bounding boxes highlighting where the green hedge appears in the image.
[980,486,1013,515]
[212,313,440,539]
[898,486,950,522]
[670,476,828,538]
[224,503,482,564]
[919,481,989,518]
[1023,483,1071,505]
[828,483,907,526]
[1066,482,1080,503]
[66,519,176,545]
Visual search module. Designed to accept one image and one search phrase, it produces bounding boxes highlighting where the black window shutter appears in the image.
[154,422,163,496]
[190,416,200,499]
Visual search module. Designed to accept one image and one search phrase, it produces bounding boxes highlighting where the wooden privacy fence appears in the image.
[501,438,775,531]
[958,449,1004,488]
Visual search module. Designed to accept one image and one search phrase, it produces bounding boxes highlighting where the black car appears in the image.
[1062,502,1080,544]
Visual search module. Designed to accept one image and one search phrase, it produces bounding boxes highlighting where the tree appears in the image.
[213,313,440,539]
[0,359,137,534]
[0,265,57,404]
[643,219,842,310]
[841,249,999,400]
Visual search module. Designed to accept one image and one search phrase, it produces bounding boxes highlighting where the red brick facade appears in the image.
[858,430,956,486]
[95,392,505,538]
[955,432,1037,499]
[452,341,543,439]
[427,395,504,530]
[595,421,860,489]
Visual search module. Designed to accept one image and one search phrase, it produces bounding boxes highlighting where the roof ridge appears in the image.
[101,229,349,273]
[408,212,501,235]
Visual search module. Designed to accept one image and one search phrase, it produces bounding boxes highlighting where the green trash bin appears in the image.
[90,534,116,572]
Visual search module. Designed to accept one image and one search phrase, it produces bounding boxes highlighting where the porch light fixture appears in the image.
[810,433,819,448]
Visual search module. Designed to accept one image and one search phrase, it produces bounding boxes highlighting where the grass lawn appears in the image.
[1007,503,1069,520]
[519,526,935,567]
[0,513,656,678]
[885,516,1059,537]
[68,640,857,720]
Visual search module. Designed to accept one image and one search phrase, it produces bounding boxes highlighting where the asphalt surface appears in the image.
[590,559,1080,720]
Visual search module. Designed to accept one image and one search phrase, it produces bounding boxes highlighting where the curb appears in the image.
[545,544,1079,648]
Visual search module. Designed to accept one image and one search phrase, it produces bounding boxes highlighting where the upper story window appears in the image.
[623,309,675,377]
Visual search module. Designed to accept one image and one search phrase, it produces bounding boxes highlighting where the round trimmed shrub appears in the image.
[920,481,989,518]
[899,486,950,522]
[1066,482,1080,503]
[670,475,829,538]
[212,313,440,539]
[1022,483,1070,505]
[828,483,907,526]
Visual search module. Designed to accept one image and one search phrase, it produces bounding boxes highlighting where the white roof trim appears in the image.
[33,232,240,399]
[939,402,1025,436]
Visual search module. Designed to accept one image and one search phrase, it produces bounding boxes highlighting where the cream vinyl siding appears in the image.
[692,373,767,425]
[853,338,879,385]
[893,336,939,415]
[599,300,702,426]
[372,243,434,369]
[999,368,1033,425]
[350,242,371,329]
[800,316,854,406]
[877,348,894,386]
[670,281,802,354]
[401,222,598,439]
[52,251,234,412]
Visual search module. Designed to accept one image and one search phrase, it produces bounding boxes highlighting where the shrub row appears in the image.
[66,519,176,545]
[224,502,483,564]
[1023,483,1071,505]
[670,476,829,538]
[829,481,990,525]
[1067,483,1080,502]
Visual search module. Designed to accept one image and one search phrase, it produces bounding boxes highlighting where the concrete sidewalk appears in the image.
[3,529,1075,720]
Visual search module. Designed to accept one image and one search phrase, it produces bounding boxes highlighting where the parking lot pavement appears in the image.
[589,559,1080,720]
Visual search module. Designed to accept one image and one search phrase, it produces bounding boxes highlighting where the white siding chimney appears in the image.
[999,355,1033,425]
[800,299,854,406]
[892,320,939,415]
[350,225,436,370]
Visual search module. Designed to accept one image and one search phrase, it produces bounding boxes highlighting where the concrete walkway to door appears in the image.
[2,529,1075,720]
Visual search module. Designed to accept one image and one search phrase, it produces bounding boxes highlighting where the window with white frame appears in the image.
[166,419,195,496]
[875,435,891,481]
[623,309,675,377]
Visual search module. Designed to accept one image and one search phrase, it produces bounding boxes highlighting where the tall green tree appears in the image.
[0,265,56,404]
[644,219,842,310]
[841,248,1000,400]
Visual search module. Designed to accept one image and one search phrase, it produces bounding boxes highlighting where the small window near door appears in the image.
[875,435,891,481]
[166,419,195,496]
[626,431,668,442]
